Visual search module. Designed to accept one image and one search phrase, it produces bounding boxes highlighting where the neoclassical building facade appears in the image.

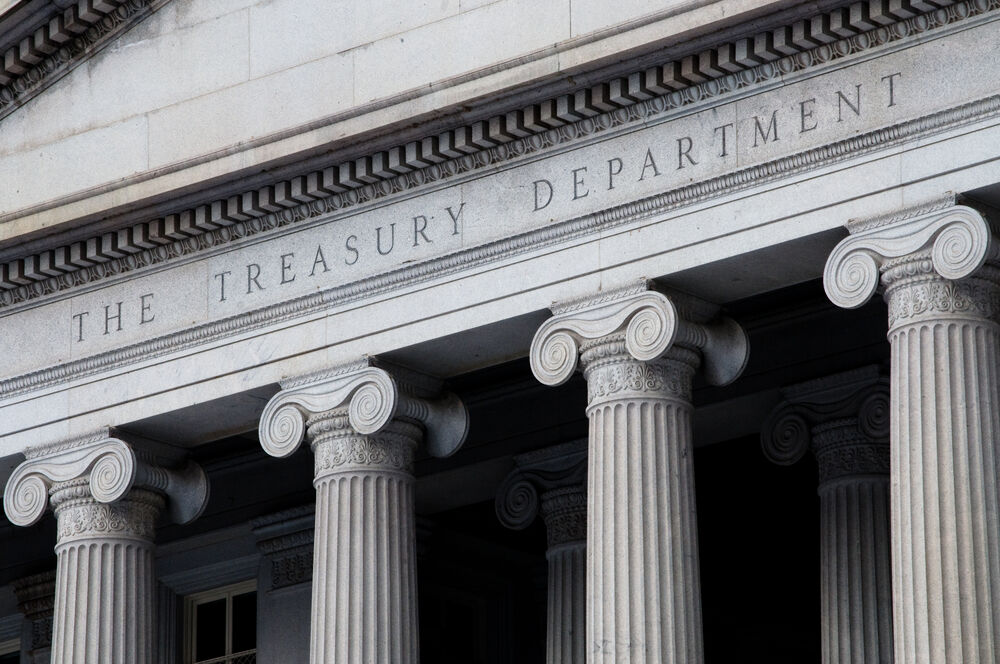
[0,0,999,662]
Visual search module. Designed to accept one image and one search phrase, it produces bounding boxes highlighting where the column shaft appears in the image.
[309,411,419,664]
[819,476,892,664]
[547,542,586,664]
[585,346,703,664]
[889,312,1000,663]
[540,484,587,664]
[49,483,162,664]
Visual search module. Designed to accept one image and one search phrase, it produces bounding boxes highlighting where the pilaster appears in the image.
[496,440,587,664]
[258,358,469,664]
[2,429,209,664]
[530,281,748,664]
[824,195,1000,663]
[762,366,893,664]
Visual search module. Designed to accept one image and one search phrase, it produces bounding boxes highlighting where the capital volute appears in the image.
[529,281,748,388]
[761,366,889,468]
[824,195,998,309]
[3,428,209,528]
[495,440,586,531]
[259,358,469,460]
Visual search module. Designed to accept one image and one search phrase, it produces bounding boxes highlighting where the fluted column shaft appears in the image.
[308,408,420,664]
[884,258,1000,663]
[583,336,703,664]
[541,486,587,664]
[813,421,893,664]
[49,480,163,664]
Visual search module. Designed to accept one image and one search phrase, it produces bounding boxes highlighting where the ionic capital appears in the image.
[529,282,748,387]
[762,367,889,482]
[259,358,469,460]
[2,428,208,528]
[824,195,999,309]
[495,440,586,546]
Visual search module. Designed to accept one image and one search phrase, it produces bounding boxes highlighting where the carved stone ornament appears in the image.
[529,283,748,388]
[2,429,209,528]
[259,359,469,459]
[823,197,998,309]
[495,440,586,532]
[761,366,890,480]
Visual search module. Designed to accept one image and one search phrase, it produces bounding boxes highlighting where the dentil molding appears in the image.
[1,0,996,306]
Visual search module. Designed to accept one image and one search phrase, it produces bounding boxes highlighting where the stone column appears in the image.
[259,359,468,664]
[529,282,748,664]
[12,570,56,664]
[496,440,587,664]
[2,430,209,664]
[824,196,1000,663]
[762,366,893,664]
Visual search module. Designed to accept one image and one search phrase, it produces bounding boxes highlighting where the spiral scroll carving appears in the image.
[823,248,880,309]
[858,390,890,440]
[495,475,540,530]
[3,473,48,527]
[824,204,993,310]
[260,401,308,458]
[761,410,810,465]
[625,303,677,361]
[531,330,580,387]
[531,291,681,386]
[89,446,136,503]
[348,374,397,434]
[932,219,990,280]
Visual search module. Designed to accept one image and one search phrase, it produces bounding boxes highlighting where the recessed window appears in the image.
[184,581,257,664]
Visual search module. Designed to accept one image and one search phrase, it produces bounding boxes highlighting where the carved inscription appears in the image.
[530,73,900,216]
[0,12,984,379]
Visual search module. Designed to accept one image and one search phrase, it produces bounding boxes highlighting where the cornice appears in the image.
[0,0,168,121]
[2,92,998,398]
[0,0,994,309]
[0,1,997,397]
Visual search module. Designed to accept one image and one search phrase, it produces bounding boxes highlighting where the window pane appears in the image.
[194,598,227,660]
[231,591,257,653]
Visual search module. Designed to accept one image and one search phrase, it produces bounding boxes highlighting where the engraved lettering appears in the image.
[836,84,862,122]
[753,110,780,147]
[345,235,359,265]
[246,263,265,294]
[280,253,296,284]
[214,270,231,302]
[800,98,818,133]
[446,203,465,235]
[72,311,89,342]
[104,302,123,335]
[713,123,733,157]
[572,167,589,200]
[676,136,697,169]
[375,224,396,256]
[533,179,553,211]
[638,148,661,181]
[139,293,155,324]
[607,157,623,190]
[882,72,901,107]
[412,215,432,246]
[310,245,329,276]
